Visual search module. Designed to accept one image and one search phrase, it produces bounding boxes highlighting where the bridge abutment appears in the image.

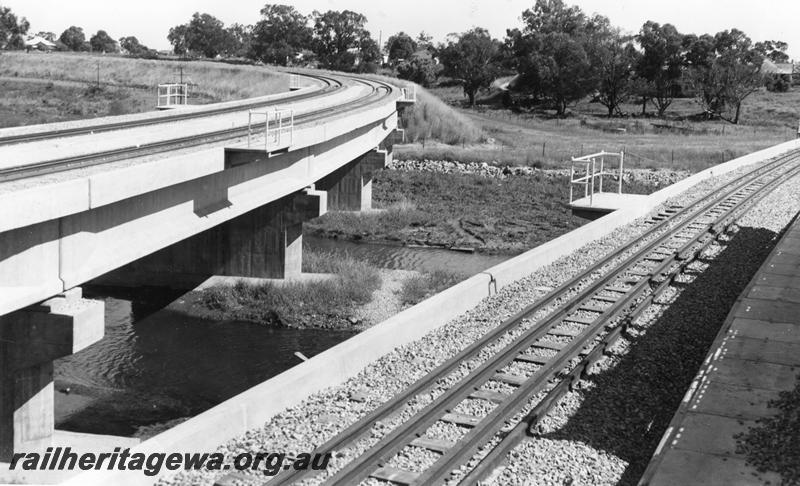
[95,188,327,287]
[0,289,103,461]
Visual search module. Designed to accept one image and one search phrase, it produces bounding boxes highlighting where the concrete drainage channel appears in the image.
[62,138,800,486]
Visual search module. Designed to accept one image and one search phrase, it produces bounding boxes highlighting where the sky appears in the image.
[5,0,800,60]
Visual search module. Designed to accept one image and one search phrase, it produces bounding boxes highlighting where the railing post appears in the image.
[569,161,575,204]
[619,151,624,194]
[584,162,589,198]
[590,158,595,206]
[599,155,604,193]
[247,110,253,148]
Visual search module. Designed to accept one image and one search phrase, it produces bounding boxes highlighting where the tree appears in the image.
[416,31,434,53]
[250,4,312,65]
[357,35,381,73]
[595,33,639,117]
[119,36,152,57]
[223,23,252,57]
[684,29,764,124]
[506,0,601,115]
[169,12,228,58]
[0,6,29,50]
[754,40,789,63]
[90,30,118,53]
[636,21,684,116]
[440,27,501,106]
[34,31,56,42]
[167,24,188,56]
[59,26,85,51]
[385,32,416,63]
[397,50,440,87]
[311,9,375,71]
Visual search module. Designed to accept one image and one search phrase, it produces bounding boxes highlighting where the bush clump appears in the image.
[200,250,380,328]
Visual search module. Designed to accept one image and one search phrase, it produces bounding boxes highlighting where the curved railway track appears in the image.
[263,150,800,486]
[0,74,395,182]
[0,72,341,146]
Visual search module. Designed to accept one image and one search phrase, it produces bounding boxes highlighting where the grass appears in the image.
[359,74,483,145]
[307,167,679,254]
[0,51,289,127]
[399,270,466,305]
[305,198,431,243]
[0,51,289,101]
[406,84,799,172]
[199,249,380,328]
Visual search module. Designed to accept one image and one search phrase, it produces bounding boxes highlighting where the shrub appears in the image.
[199,250,381,328]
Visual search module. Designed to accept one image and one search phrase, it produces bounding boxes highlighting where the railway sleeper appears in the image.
[371,466,419,485]
[469,389,508,404]
[441,412,482,427]
[410,436,456,454]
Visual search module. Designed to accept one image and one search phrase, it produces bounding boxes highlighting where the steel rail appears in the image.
[0,72,341,146]
[267,150,799,485]
[334,156,799,486]
[458,160,800,485]
[0,76,394,182]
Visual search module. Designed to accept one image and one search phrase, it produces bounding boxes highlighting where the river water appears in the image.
[54,238,511,436]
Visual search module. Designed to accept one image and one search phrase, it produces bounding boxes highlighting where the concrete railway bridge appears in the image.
[0,71,413,473]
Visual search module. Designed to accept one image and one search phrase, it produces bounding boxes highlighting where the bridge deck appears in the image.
[641,213,800,486]
[0,84,370,175]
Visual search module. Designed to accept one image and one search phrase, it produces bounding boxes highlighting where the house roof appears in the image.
[762,59,794,75]
[25,36,56,48]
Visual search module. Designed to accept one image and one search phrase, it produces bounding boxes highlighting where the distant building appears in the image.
[24,36,56,52]
[761,59,794,76]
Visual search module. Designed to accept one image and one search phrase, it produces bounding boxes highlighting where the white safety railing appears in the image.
[157,83,189,108]
[247,108,294,152]
[400,85,417,103]
[569,151,625,205]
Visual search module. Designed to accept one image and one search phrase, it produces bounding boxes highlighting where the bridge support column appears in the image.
[95,188,327,287]
[0,289,103,461]
[317,148,387,211]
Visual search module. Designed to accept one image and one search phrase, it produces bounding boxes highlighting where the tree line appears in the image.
[0,4,157,57]
[167,6,382,73]
[443,0,789,124]
[1,1,792,124]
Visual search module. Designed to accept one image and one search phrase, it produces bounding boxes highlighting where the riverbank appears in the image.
[186,248,464,330]
[305,162,686,254]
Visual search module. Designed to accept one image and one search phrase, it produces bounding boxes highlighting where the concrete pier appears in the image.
[96,188,327,288]
[317,148,388,211]
[0,290,103,461]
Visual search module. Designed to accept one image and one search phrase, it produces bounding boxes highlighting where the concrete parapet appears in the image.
[0,291,103,461]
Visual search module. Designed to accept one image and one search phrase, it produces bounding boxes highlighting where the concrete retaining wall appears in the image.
[61,138,800,486]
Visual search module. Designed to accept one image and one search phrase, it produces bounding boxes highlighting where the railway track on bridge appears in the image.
[0,72,341,146]
[261,150,800,486]
[0,73,395,182]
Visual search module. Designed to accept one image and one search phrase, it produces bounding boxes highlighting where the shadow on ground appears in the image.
[539,226,781,485]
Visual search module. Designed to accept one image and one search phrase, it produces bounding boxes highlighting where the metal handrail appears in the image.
[157,83,188,107]
[568,150,624,205]
[247,108,294,152]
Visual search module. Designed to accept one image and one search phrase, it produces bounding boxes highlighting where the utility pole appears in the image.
[96,61,100,87]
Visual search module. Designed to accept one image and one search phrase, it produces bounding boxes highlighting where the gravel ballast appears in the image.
[159,158,800,486]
